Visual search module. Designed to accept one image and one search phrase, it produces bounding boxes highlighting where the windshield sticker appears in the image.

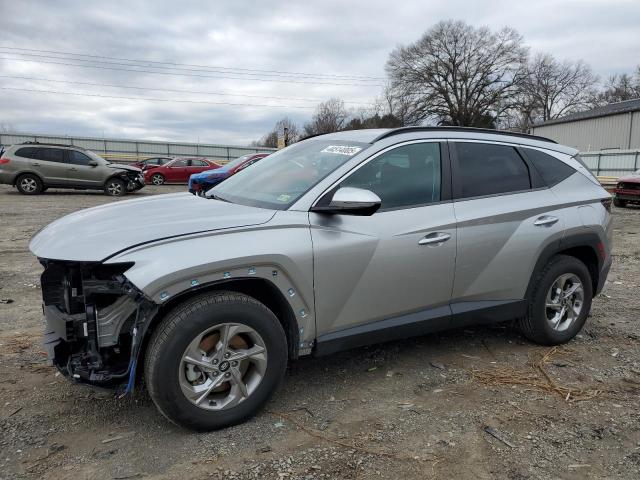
[321,145,363,156]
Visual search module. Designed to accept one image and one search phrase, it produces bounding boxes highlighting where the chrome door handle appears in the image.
[534,216,559,227]
[419,232,451,246]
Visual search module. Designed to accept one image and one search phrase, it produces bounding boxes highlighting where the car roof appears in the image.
[308,127,577,156]
[13,141,87,151]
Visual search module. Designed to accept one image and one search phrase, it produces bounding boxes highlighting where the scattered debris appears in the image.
[483,425,515,448]
[0,298,14,304]
[430,361,446,370]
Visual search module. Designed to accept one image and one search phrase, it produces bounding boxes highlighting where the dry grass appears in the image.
[472,347,602,401]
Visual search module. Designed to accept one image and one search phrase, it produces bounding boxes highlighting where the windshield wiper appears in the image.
[207,192,230,203]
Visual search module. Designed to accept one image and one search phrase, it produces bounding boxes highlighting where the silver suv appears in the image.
[29,127,612,430]
[0,143,144,196]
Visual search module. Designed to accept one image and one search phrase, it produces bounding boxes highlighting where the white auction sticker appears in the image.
[321,145,363,156]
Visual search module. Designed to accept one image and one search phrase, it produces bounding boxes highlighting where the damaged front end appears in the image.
[118,170,145,192]
[39,260,157,389]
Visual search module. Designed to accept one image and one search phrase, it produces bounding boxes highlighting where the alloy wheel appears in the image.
[106,182,123,196]
[545,273,584,332]
[20,177,37,193]
[179,323,268,411]
[151,174,164,185]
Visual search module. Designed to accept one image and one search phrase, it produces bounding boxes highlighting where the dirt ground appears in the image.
[0,184,639,480]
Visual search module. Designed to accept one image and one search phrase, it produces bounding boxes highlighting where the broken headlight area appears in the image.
[40,260,157,389]
[120,171,145,191]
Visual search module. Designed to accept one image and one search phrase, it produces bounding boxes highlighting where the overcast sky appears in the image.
[1,0,639,146]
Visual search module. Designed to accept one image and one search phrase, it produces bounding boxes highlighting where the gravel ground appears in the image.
[0,184,639,480]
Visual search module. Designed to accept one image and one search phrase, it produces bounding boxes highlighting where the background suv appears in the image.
[30,127,612,431]
[0,143,144,196]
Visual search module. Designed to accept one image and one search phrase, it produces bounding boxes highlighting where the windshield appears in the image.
[210,140,369,209]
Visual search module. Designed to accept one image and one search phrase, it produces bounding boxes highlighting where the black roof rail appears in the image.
[19,141,86,150]
[372,126,557,144]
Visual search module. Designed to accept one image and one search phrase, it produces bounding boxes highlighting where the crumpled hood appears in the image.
[107,163,142,173]
[30,193,276,262]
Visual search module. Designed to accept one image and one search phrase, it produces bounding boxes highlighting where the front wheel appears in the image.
[105,178,126,196]
[519,255,593,345]
[144,292,288,431]
[150,173,165,185]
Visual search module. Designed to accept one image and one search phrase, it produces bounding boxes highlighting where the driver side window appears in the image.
[339,142,441,210]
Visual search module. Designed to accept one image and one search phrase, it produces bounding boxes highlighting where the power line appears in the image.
[0,55,384,87]
[0,86,319,109]
[0,75,375,105]
[0,46,385,82]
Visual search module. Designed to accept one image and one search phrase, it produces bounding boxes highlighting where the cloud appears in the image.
[1,0,638,144]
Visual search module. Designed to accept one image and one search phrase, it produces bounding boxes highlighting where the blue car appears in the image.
[188,153,269,195]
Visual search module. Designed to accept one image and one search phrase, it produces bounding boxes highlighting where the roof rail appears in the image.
[20,141,86,150]
[373,126,557,144]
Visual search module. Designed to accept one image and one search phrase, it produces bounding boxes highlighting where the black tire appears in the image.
[144,291,288,431]
[519,255,593,345]
[104,178,126,196]
[15,173,43,195]
[150,173,165,185]
[613,197,627,208]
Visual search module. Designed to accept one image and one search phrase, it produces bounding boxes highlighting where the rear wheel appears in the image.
[144,291,287,431]
[16,174,43,195]
[105,178,126,196]
[151,173,165,185]
[613,197,627,208]
[520,255,592,345]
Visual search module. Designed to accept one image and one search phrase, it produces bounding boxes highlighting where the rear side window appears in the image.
[454,143,531,199]
[523,148,575,186]
[191,159,208,167]
[15,147,37,159]
[37,148,65,163]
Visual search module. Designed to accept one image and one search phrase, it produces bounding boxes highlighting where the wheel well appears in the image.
[556,246,599,293]
[13,171,44,186]
[137,278,300,371]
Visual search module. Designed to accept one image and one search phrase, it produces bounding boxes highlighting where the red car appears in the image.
[131,156,173,171]
[144,157,222,185]
[613,169,640,208]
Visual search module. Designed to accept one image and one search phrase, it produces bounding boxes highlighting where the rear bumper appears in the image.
[0,171,16,185]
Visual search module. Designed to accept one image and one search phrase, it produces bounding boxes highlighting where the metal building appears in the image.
[530,99,640,152]
[0,132,275,164]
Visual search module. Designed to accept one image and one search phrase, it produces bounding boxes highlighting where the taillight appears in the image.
[0,158,9,165]
[601,197,612,213]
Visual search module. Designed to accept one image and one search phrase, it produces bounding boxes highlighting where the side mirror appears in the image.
[88,160,99,167]
[311,187,381,216]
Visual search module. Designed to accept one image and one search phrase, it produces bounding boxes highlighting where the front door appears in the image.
[166,159,188,182]
[66,150,105,187]
[310,141,456,338]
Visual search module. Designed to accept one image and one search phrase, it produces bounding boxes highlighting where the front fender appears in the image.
[106,211,316,343]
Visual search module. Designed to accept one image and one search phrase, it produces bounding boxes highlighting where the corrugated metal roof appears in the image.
[535,98,640,126]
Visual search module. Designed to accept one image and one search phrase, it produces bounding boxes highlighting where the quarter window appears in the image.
[454,143,531,199]
[339,143,441,210]
[523,148,575,186]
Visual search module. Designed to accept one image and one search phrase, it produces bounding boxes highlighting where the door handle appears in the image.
[534,216,559,227]
[69,167,78,171]
[418,232,451,246]
[31,162,41,166]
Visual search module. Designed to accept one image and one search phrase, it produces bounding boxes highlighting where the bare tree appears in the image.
[254,117,300,148]
[385,20,528,127]
[598,67,640,104]
[513,53,598,129]
[303,98,348,136]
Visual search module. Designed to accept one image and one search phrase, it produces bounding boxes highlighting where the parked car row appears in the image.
[0,142,269,196]
[612,168,640,207]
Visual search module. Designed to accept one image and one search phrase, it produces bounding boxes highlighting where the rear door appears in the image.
[450,141,565,315]
[32,148,70,186]
[310,141,456,337]
[165,158,188,182]
[66,150,104,187]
